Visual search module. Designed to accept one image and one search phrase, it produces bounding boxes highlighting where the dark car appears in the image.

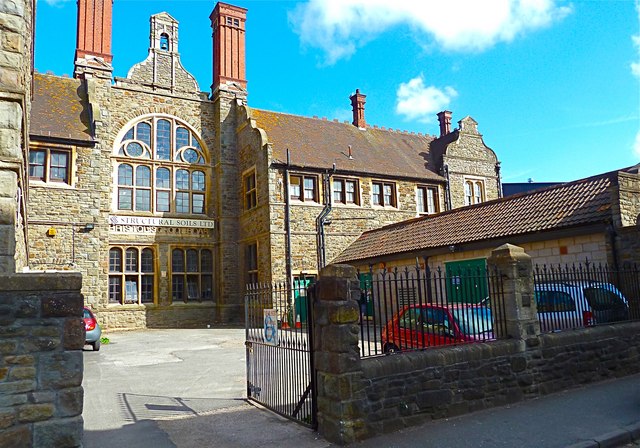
[381,303,493,353]
[84,307,102,351]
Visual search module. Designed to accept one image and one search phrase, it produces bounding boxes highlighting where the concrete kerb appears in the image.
[566,422,640,448]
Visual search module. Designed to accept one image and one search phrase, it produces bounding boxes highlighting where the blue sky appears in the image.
[35,0,640,182]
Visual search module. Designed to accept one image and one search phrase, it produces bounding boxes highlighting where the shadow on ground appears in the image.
[84,396,332,448]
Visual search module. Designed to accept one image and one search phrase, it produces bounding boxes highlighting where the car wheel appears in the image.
[92,339,101,351]
[383,343,399,354]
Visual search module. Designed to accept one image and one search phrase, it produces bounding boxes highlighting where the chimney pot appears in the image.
[350,89,367,129]
[437,110,452,137]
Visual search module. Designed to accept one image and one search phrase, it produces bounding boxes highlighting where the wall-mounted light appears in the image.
[47,227,57,237]
[449,245,456,253]
[84,223,95,231]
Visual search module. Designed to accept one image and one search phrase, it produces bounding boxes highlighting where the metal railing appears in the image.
[533,261,640,333]
[357,265,505,358]
[245,281,316,428]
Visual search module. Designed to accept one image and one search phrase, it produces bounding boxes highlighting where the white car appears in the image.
[534,282,629,332]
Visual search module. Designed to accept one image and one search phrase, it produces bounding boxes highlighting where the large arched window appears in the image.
[114,116,207,214]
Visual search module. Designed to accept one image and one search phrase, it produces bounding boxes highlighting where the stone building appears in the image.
[0,0,33,273]
[26,1,501,329]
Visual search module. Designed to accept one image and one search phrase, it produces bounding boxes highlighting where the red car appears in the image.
[83,307,102,351]
[381,303,493,353]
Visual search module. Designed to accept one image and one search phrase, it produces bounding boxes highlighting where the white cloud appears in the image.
[43,0,73,6]
[634,131,640,159]
[395,75,457,123]
[290,0,572,64]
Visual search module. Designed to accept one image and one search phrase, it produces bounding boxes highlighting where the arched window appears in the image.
[114,116,208,215]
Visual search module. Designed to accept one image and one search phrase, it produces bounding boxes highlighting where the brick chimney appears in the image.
[437,110,452,137]
[74,0,113,79]
[350,89,366,129]
[210,2,248,92]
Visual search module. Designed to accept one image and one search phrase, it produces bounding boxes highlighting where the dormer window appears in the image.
[160,34,169,51]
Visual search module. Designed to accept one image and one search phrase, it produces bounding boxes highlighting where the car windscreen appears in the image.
[451,307,492,336]
[83,309,92,319]
[583,287,627,311]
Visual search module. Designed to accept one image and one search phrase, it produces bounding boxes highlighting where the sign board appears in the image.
[109,215,215,229]
[263,309,278,346]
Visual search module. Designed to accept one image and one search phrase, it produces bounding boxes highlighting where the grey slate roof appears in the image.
[30,73,93,144]
[250,108,444,181]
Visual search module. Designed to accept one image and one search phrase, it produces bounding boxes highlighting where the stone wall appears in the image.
[0,272,84,448]
[0,0,33,273]
[314,246,640,444]
[616,227,640,267]
[616,170,640,227]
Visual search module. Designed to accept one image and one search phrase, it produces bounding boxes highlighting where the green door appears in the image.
[359,272,374,317]
[445,258,488,304]
[293,276,315,324]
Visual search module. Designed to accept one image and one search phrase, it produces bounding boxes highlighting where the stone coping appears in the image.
[0,272,82,291]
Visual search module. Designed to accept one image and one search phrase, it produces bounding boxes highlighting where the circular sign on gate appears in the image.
[263,309,278,346]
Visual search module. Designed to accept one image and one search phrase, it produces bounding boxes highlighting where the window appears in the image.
[372,181,396,207]
[114,116,207,214]
[244,170,257,210]
[464,179,485,206]
[29,147,71,184]
[417,186,438,214]
[171,248,214,303]
[290,174,318,202]
[246,243,258,285]
[108,247,155,305]
[333,178,359,205]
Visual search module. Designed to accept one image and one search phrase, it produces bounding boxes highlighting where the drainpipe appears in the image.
[607,223,620,272]
[284,149,293,289]
[495,162,503,198]
[316,167,334,270]
[443,164,452,211]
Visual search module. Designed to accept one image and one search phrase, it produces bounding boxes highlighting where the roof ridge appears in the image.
[251,107,434,138]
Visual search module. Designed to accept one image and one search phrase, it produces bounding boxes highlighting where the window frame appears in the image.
[170,247,214,303]
[108,246,156,305]
[372,181,397,207]
[244,169,257,210]
[463,178,485,206]
[417,185,439,215]
[28,146,73,186]
[289,174,319,203]
[333,177,360,205]
[245,242,258,285]
[113,115,208,215]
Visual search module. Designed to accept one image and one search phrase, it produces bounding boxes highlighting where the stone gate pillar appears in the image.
[488,243,540,344]
[313,264,368,444]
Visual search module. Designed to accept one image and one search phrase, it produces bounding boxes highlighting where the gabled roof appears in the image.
[333,169,627,264]
[30,73,93,144]
[250,108,444,181]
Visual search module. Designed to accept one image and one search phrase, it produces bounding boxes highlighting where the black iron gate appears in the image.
[244,282,316,428]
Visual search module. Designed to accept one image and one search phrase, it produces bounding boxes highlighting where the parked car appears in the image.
[83,307,102,351]
[534,282,629,332]
[381,303,493,353]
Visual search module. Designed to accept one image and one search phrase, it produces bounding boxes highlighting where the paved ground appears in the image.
[82,328,330,448]
[83,329,640,448]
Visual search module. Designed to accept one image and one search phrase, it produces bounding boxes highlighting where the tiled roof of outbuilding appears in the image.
[30,73,93,143]
[334,170,621,264]
[250,108,444,181]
